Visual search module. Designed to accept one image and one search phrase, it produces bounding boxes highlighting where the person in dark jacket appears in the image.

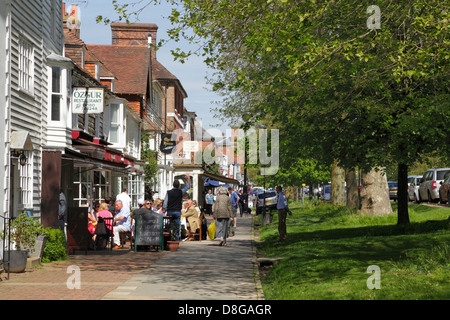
[163,174,190,241]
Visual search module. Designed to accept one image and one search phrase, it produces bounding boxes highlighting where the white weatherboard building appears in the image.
[1,0,65,221]
[0,0,66,261]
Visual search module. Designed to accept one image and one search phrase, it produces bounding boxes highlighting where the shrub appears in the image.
[0,212,44,251]
[41,228,67,263]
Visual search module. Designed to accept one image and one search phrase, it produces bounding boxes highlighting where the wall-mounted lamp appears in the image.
[11,150,27,166]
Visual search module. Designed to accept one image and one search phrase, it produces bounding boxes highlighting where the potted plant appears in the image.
[1,212,43,273]
[166,221,180,252]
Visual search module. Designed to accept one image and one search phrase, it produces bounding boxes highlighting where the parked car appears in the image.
[418,168,450,202]
[322,185,331,201]
[255,190,278,214]
[388,181,398,201]
[438,175,450,204]
[407,175,423,202]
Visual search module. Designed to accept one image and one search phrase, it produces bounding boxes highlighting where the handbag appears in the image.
[95,217,108,236]
[208,220,216,240]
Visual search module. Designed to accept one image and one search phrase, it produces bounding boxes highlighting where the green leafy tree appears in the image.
[102,0,449,224]
[141,132,159,187]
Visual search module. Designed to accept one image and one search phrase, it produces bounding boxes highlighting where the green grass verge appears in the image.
[258,202,450,300]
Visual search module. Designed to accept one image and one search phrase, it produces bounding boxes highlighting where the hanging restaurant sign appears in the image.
[160,133,177,154]
[72,87,104,114]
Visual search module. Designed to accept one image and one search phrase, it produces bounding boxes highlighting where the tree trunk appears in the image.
[397,162,410,225]
[345,169,359,210]
[359,167,393,216]
[331,161,346,205]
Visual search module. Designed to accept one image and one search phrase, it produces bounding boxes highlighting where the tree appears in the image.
[103,0,449,224]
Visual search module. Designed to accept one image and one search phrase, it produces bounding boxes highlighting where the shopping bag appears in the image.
[208,221,216,240]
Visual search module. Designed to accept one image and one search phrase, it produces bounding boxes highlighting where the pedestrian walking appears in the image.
[239,189,246,217]
[205,189,214,216]
[228,187,240,228]
[214,187,233,246]
[276,186,290,241]
[163,174,190,241]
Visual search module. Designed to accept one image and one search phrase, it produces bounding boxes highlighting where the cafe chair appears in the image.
[120,216,134,249]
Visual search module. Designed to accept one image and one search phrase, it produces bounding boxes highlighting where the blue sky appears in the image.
[74,0,225,130]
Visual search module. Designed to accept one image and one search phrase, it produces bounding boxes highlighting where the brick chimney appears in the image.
[111,23,158,57]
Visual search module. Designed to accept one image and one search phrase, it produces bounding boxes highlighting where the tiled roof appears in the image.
[64,29,85,46]
[152,58,188,98]
[152,58,177,80]
[87,44,151,95]
[64,30,116,79]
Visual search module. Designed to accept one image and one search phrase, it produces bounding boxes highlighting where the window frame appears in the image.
[17,35,34,94]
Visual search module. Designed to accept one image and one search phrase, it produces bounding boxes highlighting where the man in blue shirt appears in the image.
[276,186,290,241]
[112,200,131,249]
[228,187,240,228]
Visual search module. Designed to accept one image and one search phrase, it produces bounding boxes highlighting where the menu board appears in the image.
[134,212,163,251]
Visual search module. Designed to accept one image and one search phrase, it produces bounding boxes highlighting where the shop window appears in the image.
[93,170,111,202]
[73,167,92,207]
[128,173,141,208]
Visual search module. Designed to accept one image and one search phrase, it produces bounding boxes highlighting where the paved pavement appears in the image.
[103,215,263,300]
[0,215,264,300]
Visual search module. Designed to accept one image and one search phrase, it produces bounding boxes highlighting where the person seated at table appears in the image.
[192,200,201,218]
[152,198,163,214]
[88,202,99,237]
[181,199,200,241]
[144,199,153,212]
[92,202,114,249]
[97,202,113,233]
[112,200,131,249]
[134,199,153,220]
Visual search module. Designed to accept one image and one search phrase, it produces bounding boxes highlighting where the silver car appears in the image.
[418,168,450,202]
[255,190,278,214]
[407,175,423,202]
